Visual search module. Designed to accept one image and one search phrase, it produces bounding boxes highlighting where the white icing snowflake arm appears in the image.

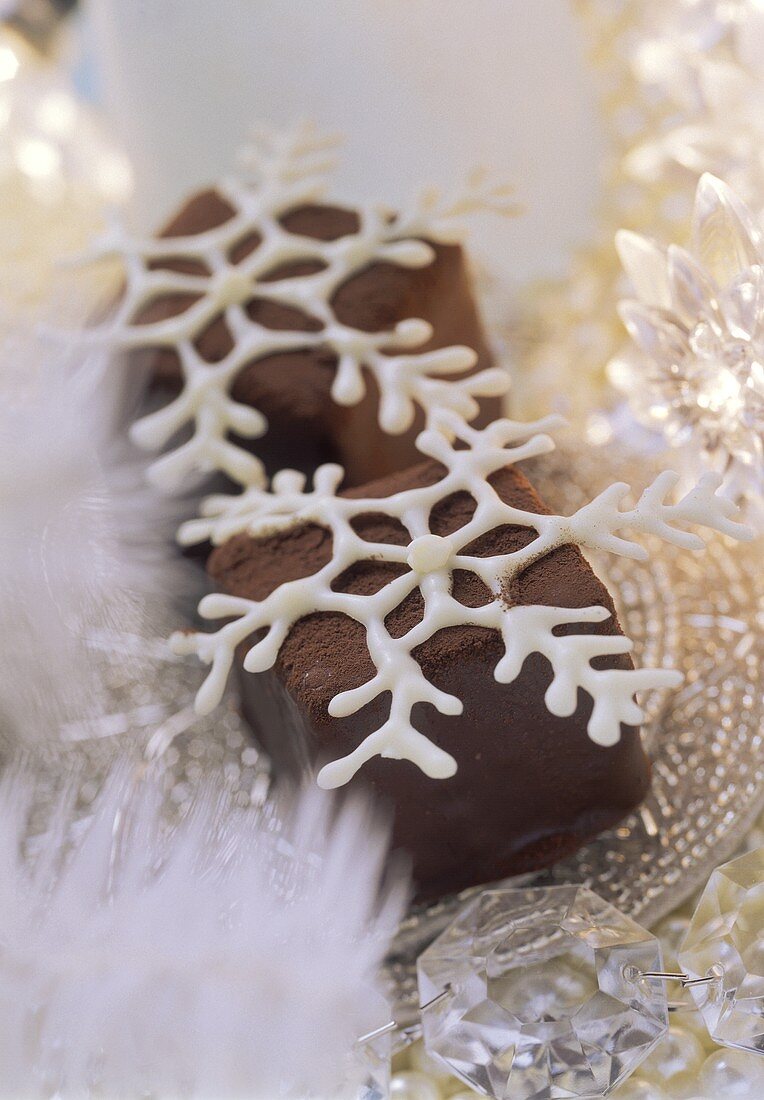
[456,468,754,591]
[128,340,271,491]
[171,596,261,716]
[235,119,341,200]
[397,167,520,244]
[332,341,487,434]
[320,680,460,790]
[414,413,563,474]
[172,567,419,717]
[488,604,683,747]
[566,470,755,559]
[181,415,563,549]
[178,464,345,547]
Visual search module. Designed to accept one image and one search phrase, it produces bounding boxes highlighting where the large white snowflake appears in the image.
[72,121,515,493]
[173,410,753,789]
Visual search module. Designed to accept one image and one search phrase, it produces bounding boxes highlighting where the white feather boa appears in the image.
[0,328,405,1098]
[0,762,403,1098]
[0,330,192,748]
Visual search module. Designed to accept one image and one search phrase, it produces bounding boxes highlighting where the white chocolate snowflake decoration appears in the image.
[173,411,753,789]
[71,121,515,493]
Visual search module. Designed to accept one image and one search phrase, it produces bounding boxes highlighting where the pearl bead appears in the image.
[390,1070,443,1100]
[742,934,764,978]
[655,915,691,970]
[510,959,595,1017]
[668,1006,716,1051]
[408,1041,454,1085]
[677,894,701,921]
[614,1078,670,1099]
[638,1026,705,1097]
[699,1048,764,1095]
[392,1046,412,1074]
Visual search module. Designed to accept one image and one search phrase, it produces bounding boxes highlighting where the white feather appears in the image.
[0,328,193,747]
[0,761,404,1098]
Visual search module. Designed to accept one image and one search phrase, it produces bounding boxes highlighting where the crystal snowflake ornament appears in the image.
[417,885,668,1100]
[624,0,764,206]
[679,846,764,1054]
[611,173,764,523]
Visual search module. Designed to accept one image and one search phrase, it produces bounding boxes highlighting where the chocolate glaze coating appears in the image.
[132,189,499,486]
[208,460,651,902]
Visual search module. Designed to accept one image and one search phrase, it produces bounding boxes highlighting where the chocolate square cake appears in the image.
[127,188,500,487]
[205,458,650,903]
[88,130,752,910]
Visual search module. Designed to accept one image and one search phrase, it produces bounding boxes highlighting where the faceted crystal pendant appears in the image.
[679,846,764,1053]
[344,990,393,1100]
[351,1034,390,1100]
[417,885,668,1100]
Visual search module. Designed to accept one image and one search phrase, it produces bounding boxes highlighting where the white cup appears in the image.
[83,0,603,290]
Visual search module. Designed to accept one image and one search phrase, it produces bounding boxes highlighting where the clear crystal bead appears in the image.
[679,846,764,1053]
[417,885,668,1100]
[612,174,764,520]
[347,1032,391,1100]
